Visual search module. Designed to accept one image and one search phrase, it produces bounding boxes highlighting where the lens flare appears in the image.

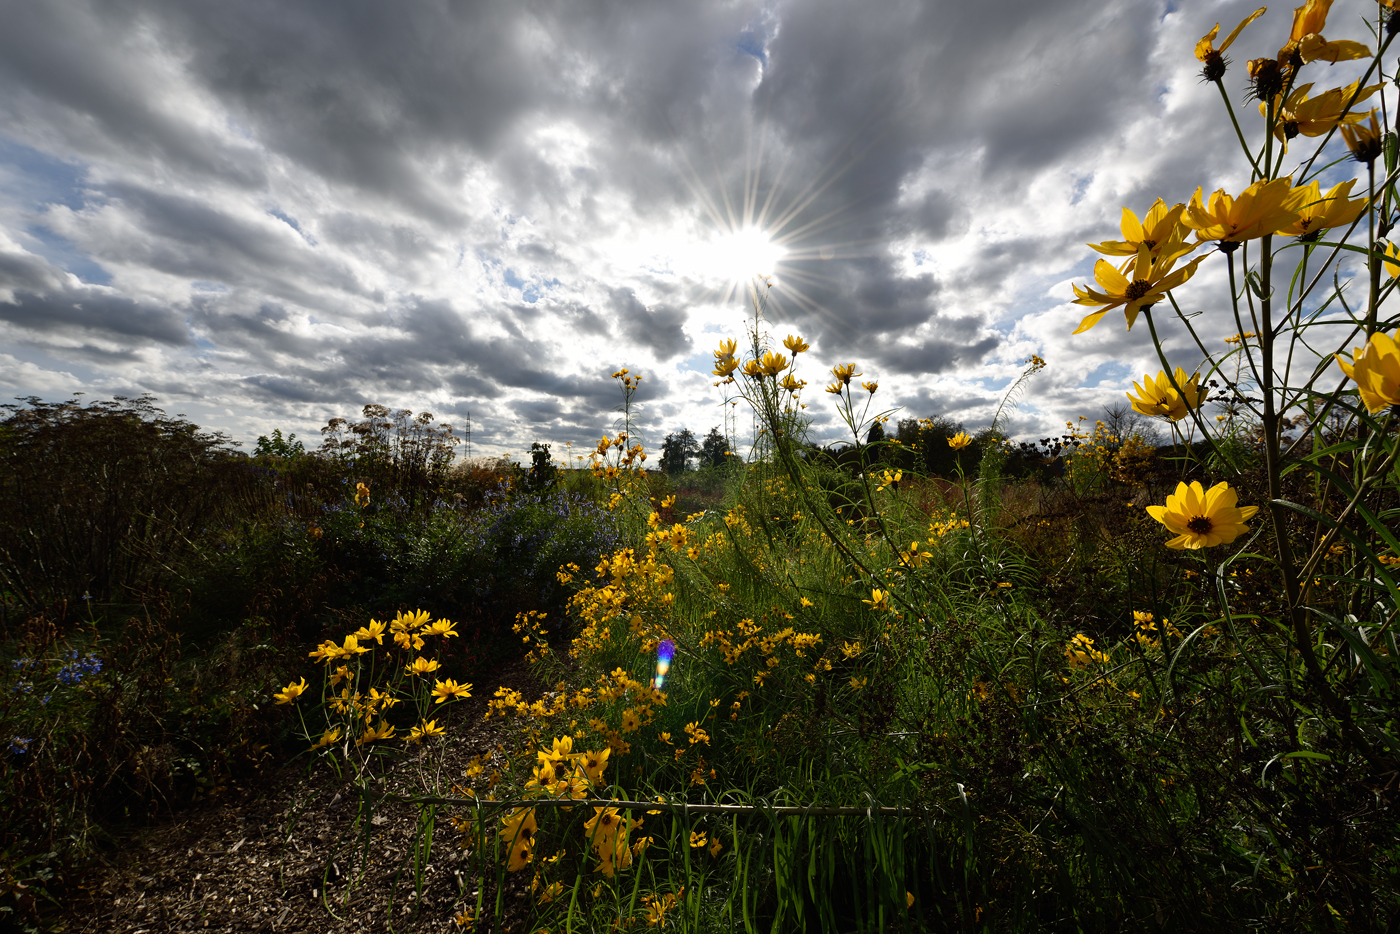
[653,639,675,690]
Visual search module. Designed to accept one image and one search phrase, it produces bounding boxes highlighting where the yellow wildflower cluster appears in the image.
[278,609,472,755]
[1065,634,1110,669]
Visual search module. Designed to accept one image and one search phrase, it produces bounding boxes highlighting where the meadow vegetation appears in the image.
[5,2,1400,930]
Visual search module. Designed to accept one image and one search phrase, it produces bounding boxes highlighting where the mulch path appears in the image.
[59,659,546,934]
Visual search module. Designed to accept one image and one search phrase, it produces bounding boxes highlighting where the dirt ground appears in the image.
[58,659,546,934]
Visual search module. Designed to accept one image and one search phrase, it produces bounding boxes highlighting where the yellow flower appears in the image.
[354,481,371,507]
[273,677,308,705]
[408,719,445,743]
[1126,368,1208,421]
[1181,177,1306,246]
[431,678,473,703]
[831,363,861,384]
[310,727,341,750]
[947,431,972,450]
[1336,331,1400,413]
[1275,179,1367,238]
[907,891,916,909]
[1087,199,1195,264]
[783,334,810,353]
[1145,481,1260,550]
[713,356,739,379]
[307,634,371,663]
[393,608,432,630]
[779,374,805,393]
[500,807,537,871]
[356,720,396,745]
[742,360,763,377]
[581,747,611,785]
[759,351,789,376]
[1384,242,1400,278]
[404,656,442,677]
[689,831,707,849]
[422,618,459,638]
[620,709,640,733]
[1341,111,1384,164]
[1065,633,1109,668]
[1195,7,1266,81]
[862,589,892,612]
[849,676,868,690]
[1282,0,1371,63]
[824,381,844,394]
[352,619,386,645]
[709,837,722,858]
[1265,81,1382,144]
[861,381,878,394]
[1072,243,1207,333]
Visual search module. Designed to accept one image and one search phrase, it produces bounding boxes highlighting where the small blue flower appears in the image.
[7,737,32,755]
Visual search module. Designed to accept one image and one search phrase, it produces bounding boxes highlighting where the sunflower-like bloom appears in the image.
[1126,368,1208,421]
[308,634,371,663]
[1088,199,1195,264]
[581,747,611,785]
[1342,112,1384,164]
[407,719,445,743]
[422,618,458,638]
[431,677,473,703]
[783,334,810,353]
[1072,243,1208,333]
[404,656,441,677]
[1281,0,1371,63]
[1265,80,1382,142]
[1196,7,1266,81]
[824,381,843,394]
[1336,331,1400,412]
[715,338,737,358]
[712,356,739,379]
[356,720,397,745]
[1146,481,1259,550]
[779,374,805,393]
[742,360,763,377]
[500,807,537,871]
[1275,179,1368,239]
[273,677,308,705]
[861,381,878,394]
[1182,177,1307,245]
[947,431,972,450]
[759,351,789,376]
[831,363,861,384]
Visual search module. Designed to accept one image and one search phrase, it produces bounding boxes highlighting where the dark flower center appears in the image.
[1201,50,1226,84]
[1187,516,1214,535]
[1124,280,1153,302]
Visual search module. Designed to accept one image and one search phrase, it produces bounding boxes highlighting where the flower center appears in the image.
[1186,516,1214,535]
[1124,280,1153,302]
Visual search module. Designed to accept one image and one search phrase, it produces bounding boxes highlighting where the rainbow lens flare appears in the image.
[653,639,675,690]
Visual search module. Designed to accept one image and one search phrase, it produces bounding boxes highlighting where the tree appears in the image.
[253,428,305,459]
[659,429,700,475]
[523,442,558,493]
[699,426,728,469]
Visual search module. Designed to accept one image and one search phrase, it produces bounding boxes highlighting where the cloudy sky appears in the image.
[0,0,1382,458]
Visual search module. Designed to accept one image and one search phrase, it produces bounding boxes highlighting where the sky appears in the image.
[0,0,1382,459]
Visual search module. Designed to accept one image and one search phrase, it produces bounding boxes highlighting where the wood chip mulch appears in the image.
[58,659,546,934]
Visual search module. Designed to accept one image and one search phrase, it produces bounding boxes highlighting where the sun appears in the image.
[698,226,786,289]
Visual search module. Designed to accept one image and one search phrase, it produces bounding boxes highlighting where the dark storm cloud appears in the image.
[610,288,692,360]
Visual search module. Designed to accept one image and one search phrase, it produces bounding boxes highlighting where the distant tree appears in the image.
[253,428,305,459]
[895,415,970,476]
[865,420,886,446]
[699,426,728,469]
[523,442,558,493]
[659,429,700,475]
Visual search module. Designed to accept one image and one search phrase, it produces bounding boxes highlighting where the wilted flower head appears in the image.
[1195,7,1266,82]
[1341,112,1384,164]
